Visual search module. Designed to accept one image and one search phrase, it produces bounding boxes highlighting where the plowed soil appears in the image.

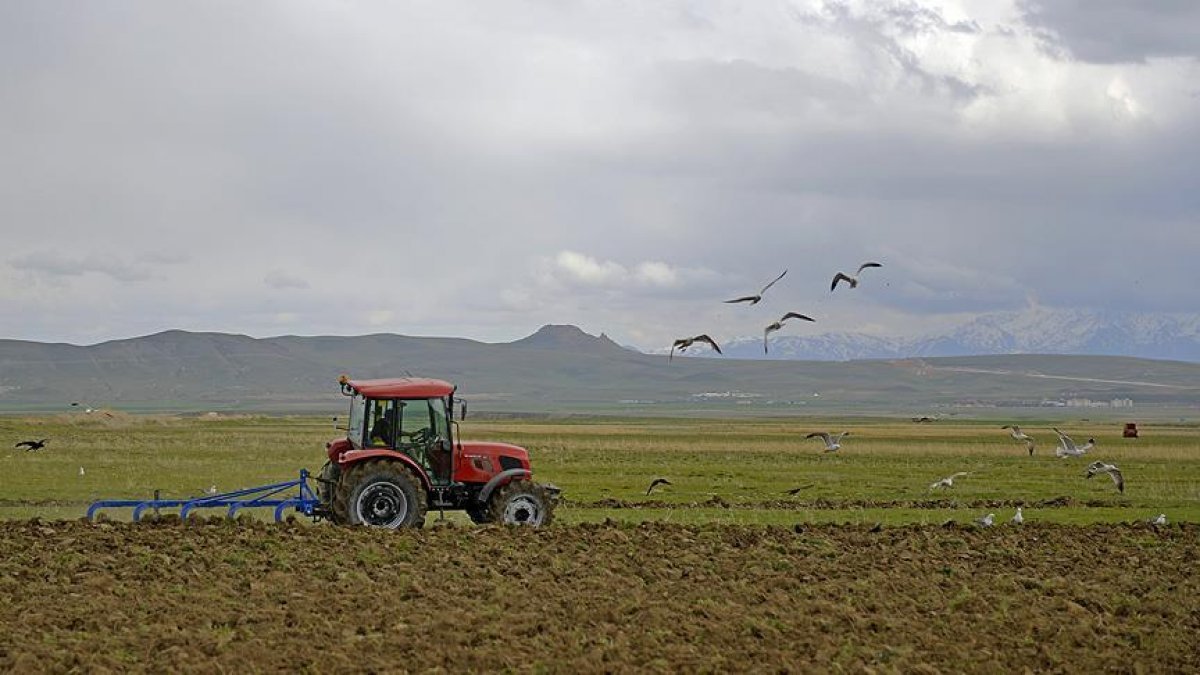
[1,519,1197,673]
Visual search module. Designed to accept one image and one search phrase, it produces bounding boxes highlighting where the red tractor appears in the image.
[317,376,559,528]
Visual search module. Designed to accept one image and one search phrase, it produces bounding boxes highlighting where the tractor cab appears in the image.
[340,376,457,485]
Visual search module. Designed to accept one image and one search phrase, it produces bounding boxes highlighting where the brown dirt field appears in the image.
[0,520,1197,674]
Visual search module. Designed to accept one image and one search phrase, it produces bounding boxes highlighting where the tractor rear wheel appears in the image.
[487,479,554,527]
[334,460,427,529]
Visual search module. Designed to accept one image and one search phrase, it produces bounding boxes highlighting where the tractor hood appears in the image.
[458,441,531,471]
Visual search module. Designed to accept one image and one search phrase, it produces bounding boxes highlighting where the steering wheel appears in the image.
[402,427,435,446]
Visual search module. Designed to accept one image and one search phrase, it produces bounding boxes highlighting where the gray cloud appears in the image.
[1021,0,1200,63]
[0,1,1196,350]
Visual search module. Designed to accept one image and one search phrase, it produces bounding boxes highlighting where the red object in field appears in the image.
[1123,423,1138,438]
[318,376,559,528]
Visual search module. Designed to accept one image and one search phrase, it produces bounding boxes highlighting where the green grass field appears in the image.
[1,413,1197,524]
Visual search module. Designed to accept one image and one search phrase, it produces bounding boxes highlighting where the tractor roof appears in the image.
[345,377,455,399]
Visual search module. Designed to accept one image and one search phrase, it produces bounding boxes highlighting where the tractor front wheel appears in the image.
[334,460,427,529]
[487,479,554,527]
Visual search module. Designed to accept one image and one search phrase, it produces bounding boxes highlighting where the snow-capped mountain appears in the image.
[720,308,1200,362]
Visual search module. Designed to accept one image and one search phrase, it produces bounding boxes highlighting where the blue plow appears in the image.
[87,469,321,522]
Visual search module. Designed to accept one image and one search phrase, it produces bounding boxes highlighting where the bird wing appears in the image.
[830,273,854,291]
[1001,425,1013,430]
[806,432,833,445]
[15,441,31,448]
[834,432,850,443]
[952,472,968,478]
[856,262,883,275]
[1053,428,1077,452]
[759,269,787,295]
[763,326,775,354]
[1109,468,1124,492]
[694,335,722,354]
[780,312,815,323]
[724,295,759,304]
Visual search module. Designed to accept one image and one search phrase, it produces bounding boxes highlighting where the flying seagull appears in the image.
[1085,461,1125,493]
[830,262,882,292]
[1002,425,1036,456]
[1053,428,1095,458]
[725,269,787,305]
[783,484,815,496]
[15,439,49,451]
[975,513,995,527]
[669,335,722,361]
[806,431,849,453]
[763,312,816,354]
[646,478,673,496]
[1011,507,1024,524]
[929,472,968,490]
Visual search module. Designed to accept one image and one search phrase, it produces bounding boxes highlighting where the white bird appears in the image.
[1152,513,1167,526]
[205,485,218,495]
[1085,462,1125,493]
[806,431,850,453]
[78,466,85,477]
[1001,425,1036,456]
[929,472,968,490]
[763,312,816,354]
[1011,507,1024,524]
[975,513,995,527]
[1053,428,1095,458]
[725,269,787,305]
[669,334,722,361]
[830,262,882,291]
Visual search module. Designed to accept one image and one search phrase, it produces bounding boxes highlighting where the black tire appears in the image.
[333,460,427,529]
[318,461,343,523]
[466,503,494,524]
[487,479,554,527]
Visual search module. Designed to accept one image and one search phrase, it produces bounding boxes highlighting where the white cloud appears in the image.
[264,270,310,290]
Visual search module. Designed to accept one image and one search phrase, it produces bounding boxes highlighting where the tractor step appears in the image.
[87,470,321,523]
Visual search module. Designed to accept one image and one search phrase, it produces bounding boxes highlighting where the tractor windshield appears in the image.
[347,395,367,448]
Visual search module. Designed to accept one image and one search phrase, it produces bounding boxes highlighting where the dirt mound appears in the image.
[0,520,1196,672]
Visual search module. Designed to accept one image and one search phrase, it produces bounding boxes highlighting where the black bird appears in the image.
[831,262,883,291]
[15,438,49,451]
[725,269,787,305]
[783,484,815,496]
[669,335,722,361]
[763,312,816,354]
[646,478,673,496]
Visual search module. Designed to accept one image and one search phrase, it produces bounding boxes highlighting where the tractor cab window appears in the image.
[347,395,367,448]
[367,399,397,448]
[397,398,452,485]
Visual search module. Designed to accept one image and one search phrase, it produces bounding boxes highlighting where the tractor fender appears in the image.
[337,448,434,494]
[477,468,531,504]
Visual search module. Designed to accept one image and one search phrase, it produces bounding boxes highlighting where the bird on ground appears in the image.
[783,484,815,496]
[830,262,882,292]
[205,485,218,496]
[78,466,85,477]
[724,270,787,305]
[1085,461,1125,493]
[1053,428,1095,458]
[669,335,722,361]
[1011,507,1024,524]
[1002,425,1036,455]
[975,513,995,527]
[806,431,850,453]
[763,312,816,354]
[1152,513,1167,526]
[929,472,968,490]
[15,439,49,451]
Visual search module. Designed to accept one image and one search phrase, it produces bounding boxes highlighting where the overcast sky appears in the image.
[2,1,1197,349]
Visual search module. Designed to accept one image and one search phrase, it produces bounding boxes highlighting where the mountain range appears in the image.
[2,323,1199,413]
[720,308,1200,362]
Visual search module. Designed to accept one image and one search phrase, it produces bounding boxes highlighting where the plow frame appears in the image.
[86,469,321,523]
